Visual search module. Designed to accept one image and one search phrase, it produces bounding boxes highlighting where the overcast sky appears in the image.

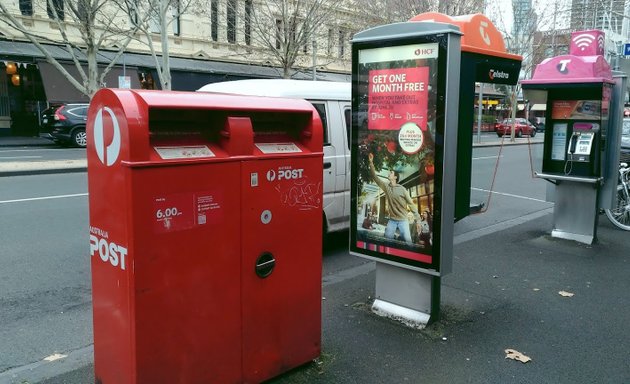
[485,0,572,36]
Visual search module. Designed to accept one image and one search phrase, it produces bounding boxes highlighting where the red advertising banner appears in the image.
[367,67,430,131]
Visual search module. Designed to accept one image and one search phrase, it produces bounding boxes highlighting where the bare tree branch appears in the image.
[113,0,197,90]
[246,0,342,78]
[0,0,141,98]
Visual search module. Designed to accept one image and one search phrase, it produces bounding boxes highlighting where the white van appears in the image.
[197,79,351,234]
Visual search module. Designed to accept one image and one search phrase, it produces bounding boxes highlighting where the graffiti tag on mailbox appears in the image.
[275,178,322,210]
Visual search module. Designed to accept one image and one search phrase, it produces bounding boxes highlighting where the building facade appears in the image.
[0,0,356,135]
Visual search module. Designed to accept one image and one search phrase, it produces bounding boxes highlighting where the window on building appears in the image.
[211,0,218,41]
[545,46,554,57]
[227,0,237,43]
[327,28,333,56]
[128,0,139,26]
[47,0,64,20]
[77,0,89,23]
[172,0,181,36]
[276,19,283,49]
[245,0,252,45]
[302,23,309,53]
[149,8,160,33]
[338,29,345,58]
[289,20,296,48]
[19,0,33,16]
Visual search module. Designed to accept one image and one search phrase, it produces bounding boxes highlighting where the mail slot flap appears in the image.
[148,108,253,161]
[88,89,322,164]
[148,108,321,160]
[249,109,322,156]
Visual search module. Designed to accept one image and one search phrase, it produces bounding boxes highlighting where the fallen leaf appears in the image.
[505,349,531,363]
[558,291,574,297]
[43,353,67,362]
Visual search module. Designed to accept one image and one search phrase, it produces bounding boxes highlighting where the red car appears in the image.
[496,118,537,138]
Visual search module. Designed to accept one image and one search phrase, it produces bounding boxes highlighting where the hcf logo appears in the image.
[93,107,121,166]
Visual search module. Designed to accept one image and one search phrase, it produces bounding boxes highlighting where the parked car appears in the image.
[621,118,630,164]
[40,103,89,147]
[495,118,537,138]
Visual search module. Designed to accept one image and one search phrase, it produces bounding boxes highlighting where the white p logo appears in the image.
[93,107,121,166]
[266,170,276,181]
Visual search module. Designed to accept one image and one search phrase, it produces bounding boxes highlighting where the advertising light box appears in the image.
[351,30,457,273]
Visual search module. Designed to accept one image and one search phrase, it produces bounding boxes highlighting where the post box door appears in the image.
[130,163,243,384]
[240,156,322,382]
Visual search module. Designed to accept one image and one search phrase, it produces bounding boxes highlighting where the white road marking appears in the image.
[471,187,548,203]
[0,156,43,160]
[0,193,88,204]
[472,155,502,160]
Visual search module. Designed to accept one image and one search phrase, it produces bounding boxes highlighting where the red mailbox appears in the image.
[87,89,323,384]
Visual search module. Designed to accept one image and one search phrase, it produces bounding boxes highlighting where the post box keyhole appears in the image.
[255,252,276,278]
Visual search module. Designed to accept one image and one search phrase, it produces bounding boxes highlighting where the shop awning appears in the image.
[38,61,140,103]
[0,39,351,82]
[517,103,546,111]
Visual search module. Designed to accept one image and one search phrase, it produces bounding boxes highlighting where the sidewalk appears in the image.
[3,212,629,384]
[0,136,55,147]
[0,136,86,176]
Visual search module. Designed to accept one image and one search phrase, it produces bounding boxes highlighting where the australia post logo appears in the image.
[266,166,304,182]
[93,107,121,166]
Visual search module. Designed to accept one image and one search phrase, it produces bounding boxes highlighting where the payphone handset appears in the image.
[567,131,595,159]
[564,122,598,175]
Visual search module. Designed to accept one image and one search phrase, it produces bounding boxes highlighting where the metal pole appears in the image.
[312,40,317,81]
[510,88,517,142]
[477,83,484,144]
[525,100,530,131]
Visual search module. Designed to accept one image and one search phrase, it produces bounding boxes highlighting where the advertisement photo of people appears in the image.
[351,41,441,266]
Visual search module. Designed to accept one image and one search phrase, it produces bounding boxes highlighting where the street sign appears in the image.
[118,76,131,89]
[624,43,630,57]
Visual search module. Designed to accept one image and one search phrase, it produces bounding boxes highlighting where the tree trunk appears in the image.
[160,0,172,90]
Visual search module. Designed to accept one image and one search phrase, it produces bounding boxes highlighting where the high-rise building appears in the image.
[570,0,626,34]
[512,0,535,37]
[570,0,629,67]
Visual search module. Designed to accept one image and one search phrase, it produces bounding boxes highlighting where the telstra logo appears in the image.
[489,69,509,81]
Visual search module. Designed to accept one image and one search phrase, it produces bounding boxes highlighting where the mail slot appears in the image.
[87,89,323,383]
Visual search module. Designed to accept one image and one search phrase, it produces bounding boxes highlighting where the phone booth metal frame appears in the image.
[350,21,461,327]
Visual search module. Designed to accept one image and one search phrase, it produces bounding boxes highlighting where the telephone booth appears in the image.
[521,30,625,244]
